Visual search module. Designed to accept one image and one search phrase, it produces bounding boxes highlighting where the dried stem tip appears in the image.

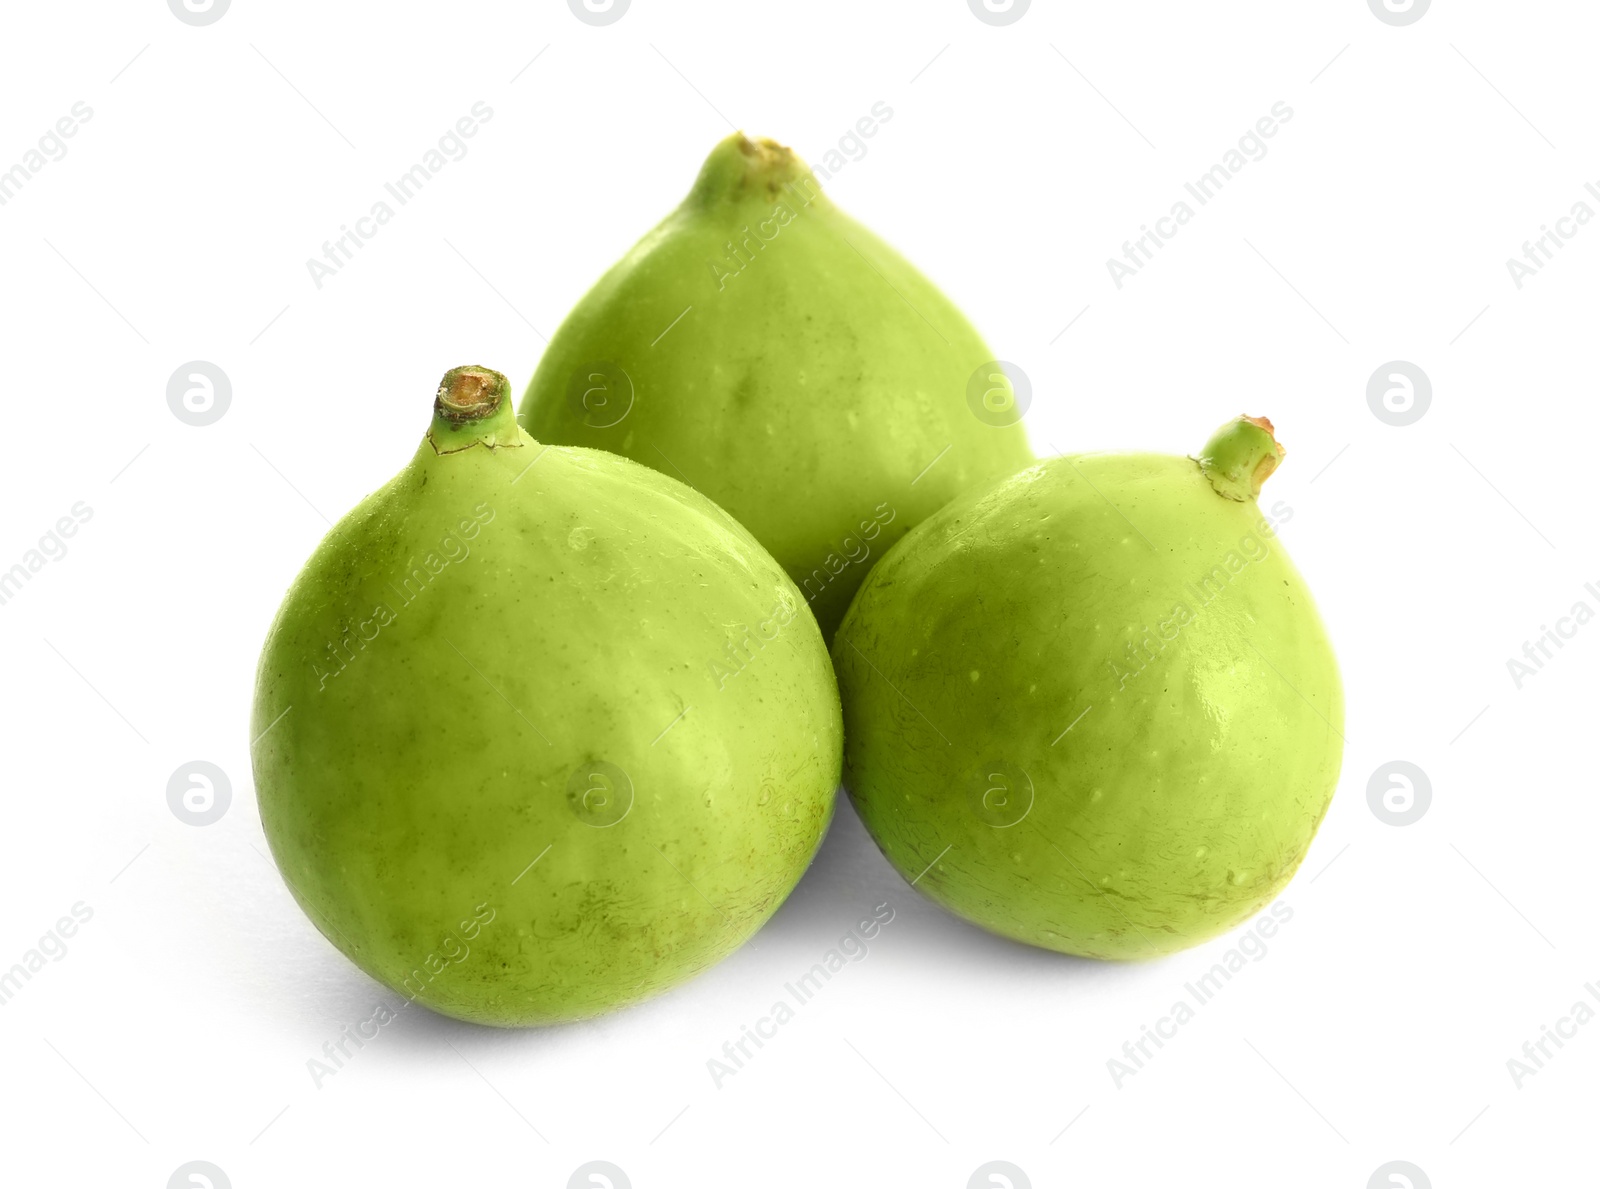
[687,132,818,207]
[436,366,510,424]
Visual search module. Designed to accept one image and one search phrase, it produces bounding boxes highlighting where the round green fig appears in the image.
[251,366,842,1025]
[832,416,1343,960]
[519,132,1035,641]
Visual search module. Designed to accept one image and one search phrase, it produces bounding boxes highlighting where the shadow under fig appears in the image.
[294,790,1143,1055]
[759,791,1126,983]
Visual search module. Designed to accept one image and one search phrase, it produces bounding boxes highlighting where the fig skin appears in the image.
[250,368,841,1025]
[832,417,1343,960]
[520,133,1035,641]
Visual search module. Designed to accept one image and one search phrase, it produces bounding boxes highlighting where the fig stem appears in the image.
[1195,415,1284,501]
[685,132,820,207]
[429,366,523,453]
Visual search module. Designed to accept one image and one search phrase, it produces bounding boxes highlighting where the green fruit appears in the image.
[833,416,1343,960]
[520,132,1034,641]
[251,366,842,1025]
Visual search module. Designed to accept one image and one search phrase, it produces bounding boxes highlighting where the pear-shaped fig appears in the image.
[520,133,1034,640]
[251,367,842,1024]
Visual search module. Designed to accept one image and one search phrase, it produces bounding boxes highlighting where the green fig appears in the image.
[251,366,842,1025]
[520,132,1034,641]
[832,416,1343,960]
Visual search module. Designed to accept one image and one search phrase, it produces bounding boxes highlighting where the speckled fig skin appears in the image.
[251,367,842,1025]
[519,132,1034,642]
[832,417,1343,960]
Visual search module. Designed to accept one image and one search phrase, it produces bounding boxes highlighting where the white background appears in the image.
[1,1,1595,1186]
